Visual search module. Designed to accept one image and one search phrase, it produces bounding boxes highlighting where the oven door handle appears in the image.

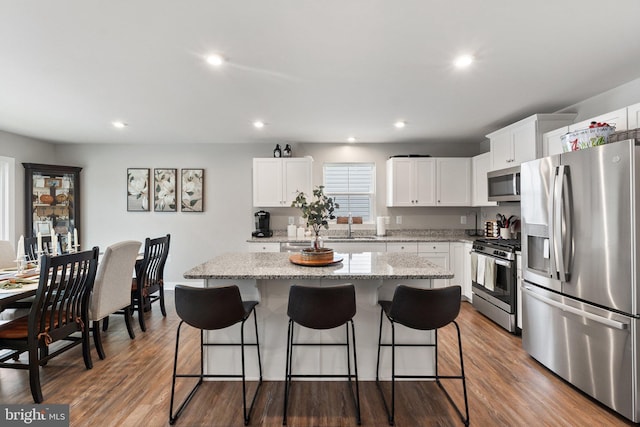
[495,259,512,268]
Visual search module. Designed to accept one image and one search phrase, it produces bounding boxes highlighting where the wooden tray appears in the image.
[289,253,343,267]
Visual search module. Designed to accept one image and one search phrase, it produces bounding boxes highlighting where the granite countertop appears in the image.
[247,230,481,244]
[184,251,453,280]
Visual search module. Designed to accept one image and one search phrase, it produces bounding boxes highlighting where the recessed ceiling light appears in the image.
[206,54,225,67]
[253,120,266,129]
[347,136,357,143]
[394,121,406,129]
[454,54,474,69]
[112,121,127,129]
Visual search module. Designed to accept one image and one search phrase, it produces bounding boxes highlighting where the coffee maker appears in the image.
[252,210,273,237]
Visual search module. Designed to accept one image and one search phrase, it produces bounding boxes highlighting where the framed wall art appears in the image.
[181,168,204,212]
[154,168,177,212]
[127,168,150,212]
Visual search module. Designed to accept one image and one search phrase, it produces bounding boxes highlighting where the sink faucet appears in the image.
[347,212,353,238]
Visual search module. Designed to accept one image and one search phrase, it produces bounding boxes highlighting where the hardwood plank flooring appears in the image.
[0,293,635,426]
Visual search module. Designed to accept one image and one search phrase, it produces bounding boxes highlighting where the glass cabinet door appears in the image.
[23,163,82,253]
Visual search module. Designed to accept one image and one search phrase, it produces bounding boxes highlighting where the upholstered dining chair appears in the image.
[0,240,15,268]
[131,234,170,331]
[0,247,99,403]
[88,240,141,360]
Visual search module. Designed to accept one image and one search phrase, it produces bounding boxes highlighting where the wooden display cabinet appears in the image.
[23,163,82,252]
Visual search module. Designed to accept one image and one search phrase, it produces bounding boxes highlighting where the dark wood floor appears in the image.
[0,292,635,426]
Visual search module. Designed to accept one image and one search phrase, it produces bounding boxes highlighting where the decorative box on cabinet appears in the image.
[252,157,312,207]
[471,152,496,206]
[23,163,82,252]
[487,113,576,170]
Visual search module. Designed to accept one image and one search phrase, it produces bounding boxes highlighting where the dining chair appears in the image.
[0,240,15,268]
[0,247,99,403]
[131,234,170,332]
[376,285,469,426]
[88,240,141,360]
[24,235,62,261]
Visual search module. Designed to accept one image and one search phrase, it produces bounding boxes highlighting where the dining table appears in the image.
[0,266,40,312]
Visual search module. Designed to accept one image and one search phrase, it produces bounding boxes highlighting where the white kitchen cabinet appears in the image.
[449,242,469,301]
[488,113,576,170]
[542,126,569,157]
[627,103,640,129]
[246,242,281,252]
[436,158,471,206]
[471,152,496,206]
[386,157,436,206]
[517,253,522,331]
[386,242,418,253]
[568,108,627,133]
[386,157,470,207]
[253,157,313,207]
[463,242,473,301]
[418,242,450,288]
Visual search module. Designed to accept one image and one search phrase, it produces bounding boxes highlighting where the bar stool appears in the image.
[283,284,361,425]
[169,285,263,425]
[376,285,469,426]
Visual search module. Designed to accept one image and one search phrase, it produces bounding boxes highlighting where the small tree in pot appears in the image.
[291,185,339,251]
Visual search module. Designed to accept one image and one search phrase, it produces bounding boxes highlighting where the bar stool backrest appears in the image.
[389,285,461,330]
[175,284,246,330]
[287,284,356,330]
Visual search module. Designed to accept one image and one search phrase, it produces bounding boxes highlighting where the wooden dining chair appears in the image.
[88,240,141,359]
[131,234,170,332]
[0,247,99,403]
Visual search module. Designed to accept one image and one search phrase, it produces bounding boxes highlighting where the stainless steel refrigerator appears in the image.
[520,139,640,423]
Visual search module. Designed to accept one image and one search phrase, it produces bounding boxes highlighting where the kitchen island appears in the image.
[184,251,453,380]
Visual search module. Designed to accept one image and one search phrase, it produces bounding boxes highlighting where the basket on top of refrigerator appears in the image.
[561,121,616,152]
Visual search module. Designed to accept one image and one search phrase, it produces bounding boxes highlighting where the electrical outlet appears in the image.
[396,216,402,225]
[460,216,467,225]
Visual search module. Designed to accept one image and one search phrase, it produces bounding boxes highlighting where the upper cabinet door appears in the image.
[471,152,497,206]
[414,158,436,206]
[627,103,640,129]
[282,158,313,205]
[542,126,570,157]
[436,158,470,206]
[253,158,284,207]
[386,158,416,206]
[511,119,537,165]
[568,108,628,132]
[489,130,513,170]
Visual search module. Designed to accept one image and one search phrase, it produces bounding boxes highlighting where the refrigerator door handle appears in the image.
[553,165,570,282]
[523,286,628,330]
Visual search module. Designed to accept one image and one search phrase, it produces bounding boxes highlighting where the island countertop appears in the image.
[183,251,453,281]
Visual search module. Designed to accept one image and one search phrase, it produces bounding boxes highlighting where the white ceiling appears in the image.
[1,1,640,146]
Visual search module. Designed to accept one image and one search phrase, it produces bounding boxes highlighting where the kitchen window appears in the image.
[323,163,375,222]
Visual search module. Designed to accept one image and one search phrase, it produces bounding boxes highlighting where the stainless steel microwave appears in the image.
[487,165,520,202]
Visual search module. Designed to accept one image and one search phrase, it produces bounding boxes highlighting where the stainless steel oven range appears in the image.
[471,238,520,334]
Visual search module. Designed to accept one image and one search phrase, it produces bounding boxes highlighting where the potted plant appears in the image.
[291,185,339,255]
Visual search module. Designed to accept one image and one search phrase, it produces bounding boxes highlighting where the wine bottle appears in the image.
[273,144,282,158]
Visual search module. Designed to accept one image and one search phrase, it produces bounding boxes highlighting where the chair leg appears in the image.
[102,316,109,332]
[93,320,106,360]
[124,306,136,339]
[169,323,204,425]
[375,309,395,425]
[349,320,361,425]
[390,321,396,426]
[435,322,470,426]
[282,319,294,426]
[136,292,147,332]
[159,285,167,317]
[82,321,93,370]
[28,343,43,403]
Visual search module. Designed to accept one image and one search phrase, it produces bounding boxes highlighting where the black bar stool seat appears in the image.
[283,283,361,425]
[376,285,469,426]
[169,285,262,426]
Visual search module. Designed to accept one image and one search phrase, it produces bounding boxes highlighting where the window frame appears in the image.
[0,156,16,242]
[322,162,376,224]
